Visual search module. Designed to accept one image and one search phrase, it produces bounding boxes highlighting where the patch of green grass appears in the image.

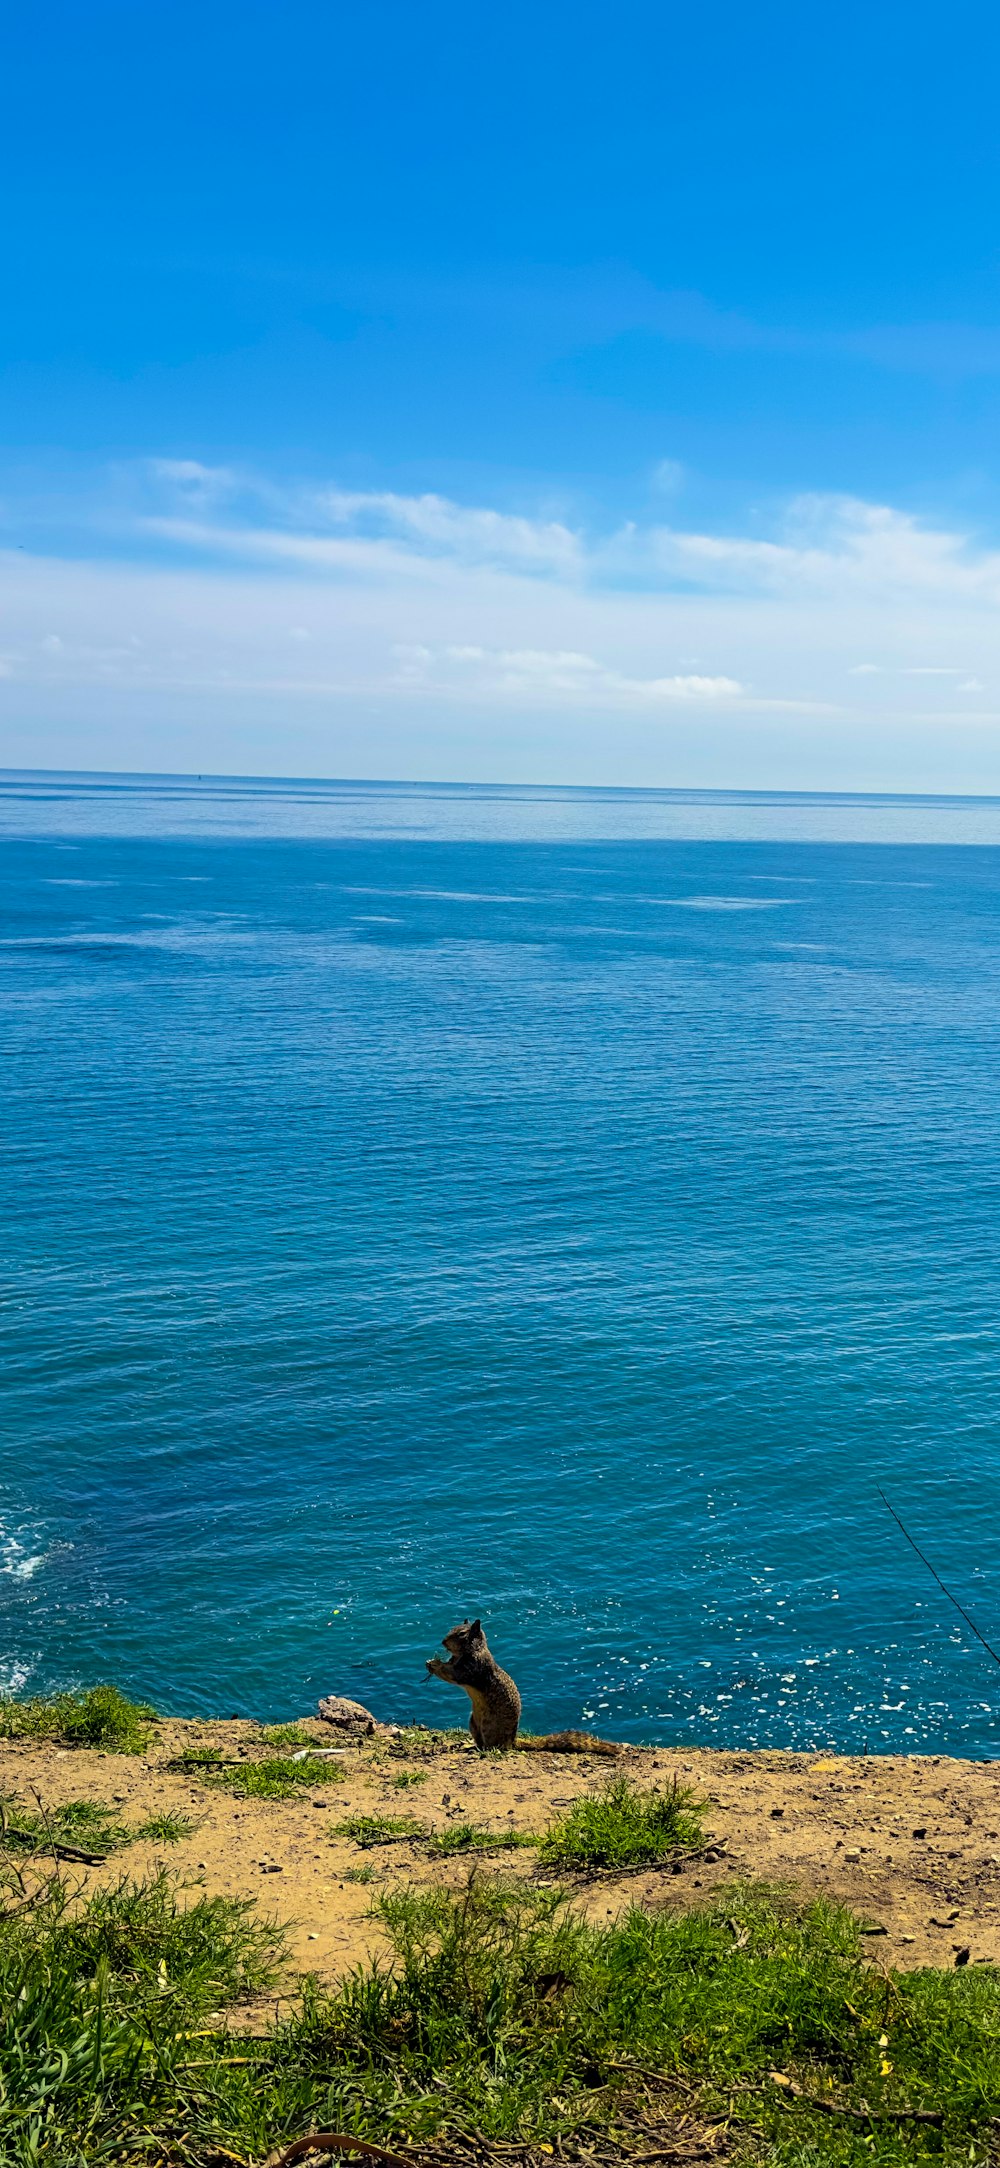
[342,1864,378,1884]
[333,1812,426,1847]
[165,1748,344,1798]
[1,1796,200,1858]
[53,1869,276,1995]
[0,1684,157,1753]
[391,1725,466,1752]
[259,1723,318,1748]
[0,1796,132,1857]
[0,1869,280,2166]
[212,1753,345,1801]
[132,1810,198,1844]
[391,1768,429,1789]
[2,1867,999,2168]
[538,1773,706,1871]
[269,1877,1000,2164]
[166,1745,229,1770]
[429,1821,537,1856]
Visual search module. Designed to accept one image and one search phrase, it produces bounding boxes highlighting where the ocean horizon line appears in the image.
[6,766,1000,808]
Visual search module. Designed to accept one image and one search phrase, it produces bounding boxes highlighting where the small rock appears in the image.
[844,1848,861,1862]
[912,1827,927,1839]
[307,1932,319,1940]
[770,1806,785,1818]
[317,1694,377,1734]
[954,1946,971,1966]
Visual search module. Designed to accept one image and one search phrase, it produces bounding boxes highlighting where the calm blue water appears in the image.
[5,770,1000,1757]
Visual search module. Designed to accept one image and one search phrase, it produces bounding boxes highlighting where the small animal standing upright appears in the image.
[426,1617,522,1747]
[426,1617,622,1754]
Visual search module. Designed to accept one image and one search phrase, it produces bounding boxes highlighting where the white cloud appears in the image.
[143,480,1000,619]
[4,463,1000,787]
[620,495,1000,606]
[651,458,685,495]
[412,643,742,703]
[850,660,977,678]
[315,487,580,574]
[145,459,238,506]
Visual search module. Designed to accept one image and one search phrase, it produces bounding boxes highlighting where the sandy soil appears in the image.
[3,1717,999,1993]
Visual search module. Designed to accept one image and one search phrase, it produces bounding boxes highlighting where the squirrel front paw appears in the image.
[425,1656,451,1680]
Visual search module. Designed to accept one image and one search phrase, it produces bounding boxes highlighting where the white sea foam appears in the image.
[3,1549,46,1580]
[0,1516,55,1582]
[0,1658,35,1696]
[658,895,793,910]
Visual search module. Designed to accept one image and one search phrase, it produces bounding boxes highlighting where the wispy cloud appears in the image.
[3,460,1000,785]
[137,465,1000,612]
[315,488,580,574]
[622,496,1000,605]
[145,458,239,506]
[852,661,975,677]
[397,643,742,703]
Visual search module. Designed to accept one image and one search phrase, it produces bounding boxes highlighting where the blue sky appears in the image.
[4,0,1000,787]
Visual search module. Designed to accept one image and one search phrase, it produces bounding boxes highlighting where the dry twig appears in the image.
[262,2135,418,2168]
[768,2073,943,2126]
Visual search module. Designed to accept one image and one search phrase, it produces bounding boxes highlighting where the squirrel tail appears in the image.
[517,1730,624,1757]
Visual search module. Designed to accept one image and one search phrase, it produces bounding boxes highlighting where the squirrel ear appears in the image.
[470,1618,481,1634]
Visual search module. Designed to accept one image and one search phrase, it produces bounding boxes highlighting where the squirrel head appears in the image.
[442,1617,484,1656]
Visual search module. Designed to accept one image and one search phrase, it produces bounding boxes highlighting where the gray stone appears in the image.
[317,1694,377,1734]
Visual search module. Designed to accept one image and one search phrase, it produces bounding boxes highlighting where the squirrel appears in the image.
[425,1618,623,1755]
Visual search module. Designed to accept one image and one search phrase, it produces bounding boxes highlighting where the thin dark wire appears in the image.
[877,1487,1000,1671]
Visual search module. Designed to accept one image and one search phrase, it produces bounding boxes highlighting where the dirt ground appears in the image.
[4,1716,999,1992]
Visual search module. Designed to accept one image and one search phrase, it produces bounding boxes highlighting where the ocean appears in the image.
[5,768,1000,1757]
